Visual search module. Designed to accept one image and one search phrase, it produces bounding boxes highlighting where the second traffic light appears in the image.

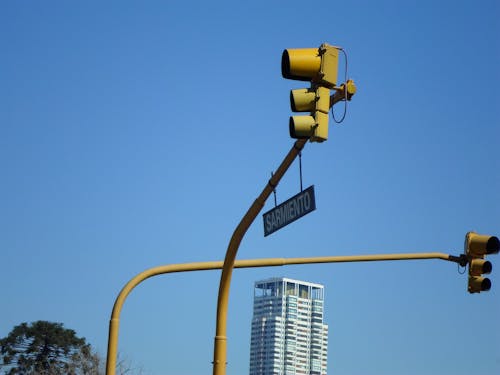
[465,232,500,293]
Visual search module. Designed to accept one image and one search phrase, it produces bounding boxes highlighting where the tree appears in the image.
[0,321,100,375]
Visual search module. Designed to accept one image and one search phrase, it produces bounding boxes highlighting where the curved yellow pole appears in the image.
[212,138,308,375]
[106,261,223,375]
[105,252,457,375]
[105,259,290,375]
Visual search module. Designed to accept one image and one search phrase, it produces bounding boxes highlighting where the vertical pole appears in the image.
[106,319,120,375]
[105,261,226,375]
[299,151,303,192]
[212,138,308,375]
[271,172,277,207]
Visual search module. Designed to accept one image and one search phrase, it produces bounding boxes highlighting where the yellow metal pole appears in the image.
[105,261,224,375]
[105,252,460,375]
[212,138,308,375]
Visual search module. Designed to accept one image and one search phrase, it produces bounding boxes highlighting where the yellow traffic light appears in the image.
[282,43,341,142]
[282,44,339,87]
[465,232,499,293]
[289,86,330,142]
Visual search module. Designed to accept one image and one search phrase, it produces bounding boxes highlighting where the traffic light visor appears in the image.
[486,236,500,254]
[290,88,316,112]
[282,48,321,81]
[467,233,500,256]
[470,259,492,275]
[469,276,491,293]
[289,115,315,139]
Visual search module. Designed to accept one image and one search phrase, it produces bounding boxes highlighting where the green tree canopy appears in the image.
[0,321,100,375]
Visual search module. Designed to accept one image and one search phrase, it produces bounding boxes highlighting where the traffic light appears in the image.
[282,44,339,86]
[281,43,340,142]
[465,232,500,293]
[288,85,330,141]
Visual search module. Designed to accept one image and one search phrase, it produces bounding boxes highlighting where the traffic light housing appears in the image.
[288,86,330,141]
[282,43,340,142]
[465,232,500,293]
[282,44,339,87]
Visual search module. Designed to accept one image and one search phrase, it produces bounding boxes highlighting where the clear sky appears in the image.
[1,1,499,374]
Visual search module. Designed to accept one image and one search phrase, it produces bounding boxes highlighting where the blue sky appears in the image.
[1,1,499,374]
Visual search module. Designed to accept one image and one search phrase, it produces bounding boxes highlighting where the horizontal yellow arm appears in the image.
[106,251,458,375]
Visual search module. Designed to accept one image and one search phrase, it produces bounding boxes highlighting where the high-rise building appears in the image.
[249,277,328,375]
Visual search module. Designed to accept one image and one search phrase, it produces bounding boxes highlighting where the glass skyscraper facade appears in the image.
[249,277,328,375]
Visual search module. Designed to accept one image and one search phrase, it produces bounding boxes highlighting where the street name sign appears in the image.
[263,185,316,237]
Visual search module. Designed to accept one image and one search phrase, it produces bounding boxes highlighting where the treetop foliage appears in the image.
[0,321,100,375]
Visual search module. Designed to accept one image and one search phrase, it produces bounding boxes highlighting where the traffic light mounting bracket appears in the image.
[449,253,468,267]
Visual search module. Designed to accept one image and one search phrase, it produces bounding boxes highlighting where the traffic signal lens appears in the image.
[486,236,500,254]
[482,278,492,291]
